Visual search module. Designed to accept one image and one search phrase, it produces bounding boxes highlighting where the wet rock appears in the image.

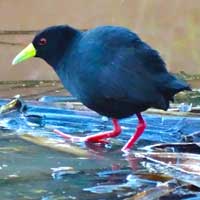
[182,131,200,143]
[125,180,178,200]
[129,152,200,188]
[51,166,80,180]
[0,94,27,114]
[24,114,45,127]
[143,143,200,154]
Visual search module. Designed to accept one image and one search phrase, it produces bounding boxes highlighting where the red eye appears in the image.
[39,38,47,45]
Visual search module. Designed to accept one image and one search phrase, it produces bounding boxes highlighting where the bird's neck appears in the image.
[46,26,82,69]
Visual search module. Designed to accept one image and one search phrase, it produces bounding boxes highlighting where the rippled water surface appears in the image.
[0,95,200,200]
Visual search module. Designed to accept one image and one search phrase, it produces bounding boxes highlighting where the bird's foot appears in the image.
[84,135,109,144]
[54,118,121,146]
[53,129,85,143]
[53,129,108,144]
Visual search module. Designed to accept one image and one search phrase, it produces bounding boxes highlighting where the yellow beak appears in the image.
[12,43,36,65]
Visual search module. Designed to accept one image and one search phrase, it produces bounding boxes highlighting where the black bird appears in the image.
[12,25,191,151]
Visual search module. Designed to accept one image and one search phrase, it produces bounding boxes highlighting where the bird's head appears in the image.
[12,25,79,67]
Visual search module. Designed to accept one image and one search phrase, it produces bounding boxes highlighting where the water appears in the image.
[0,97,200,200]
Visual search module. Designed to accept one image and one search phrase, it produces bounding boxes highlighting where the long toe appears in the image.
[53,129,85,142]
[85,136,109,144]
[53,129,108,144]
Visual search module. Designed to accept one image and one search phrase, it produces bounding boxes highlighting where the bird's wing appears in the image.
[79,27,170,109]
[97,48,167,109]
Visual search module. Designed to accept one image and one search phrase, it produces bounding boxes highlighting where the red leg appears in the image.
[85,118,121,142]
[121,113,146,152]
[53,118,121,143]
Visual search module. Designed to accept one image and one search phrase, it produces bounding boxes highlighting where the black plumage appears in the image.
[13,25,191,151]
[32,25,190,118]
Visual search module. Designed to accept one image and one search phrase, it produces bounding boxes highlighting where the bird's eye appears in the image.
[38,38,47,46]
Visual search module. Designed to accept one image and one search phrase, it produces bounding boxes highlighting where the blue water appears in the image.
[0,98,200,199]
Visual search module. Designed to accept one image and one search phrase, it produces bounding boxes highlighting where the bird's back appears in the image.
[58,26,190,118]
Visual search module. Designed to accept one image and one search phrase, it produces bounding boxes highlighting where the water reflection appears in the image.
[0,96,200,199]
